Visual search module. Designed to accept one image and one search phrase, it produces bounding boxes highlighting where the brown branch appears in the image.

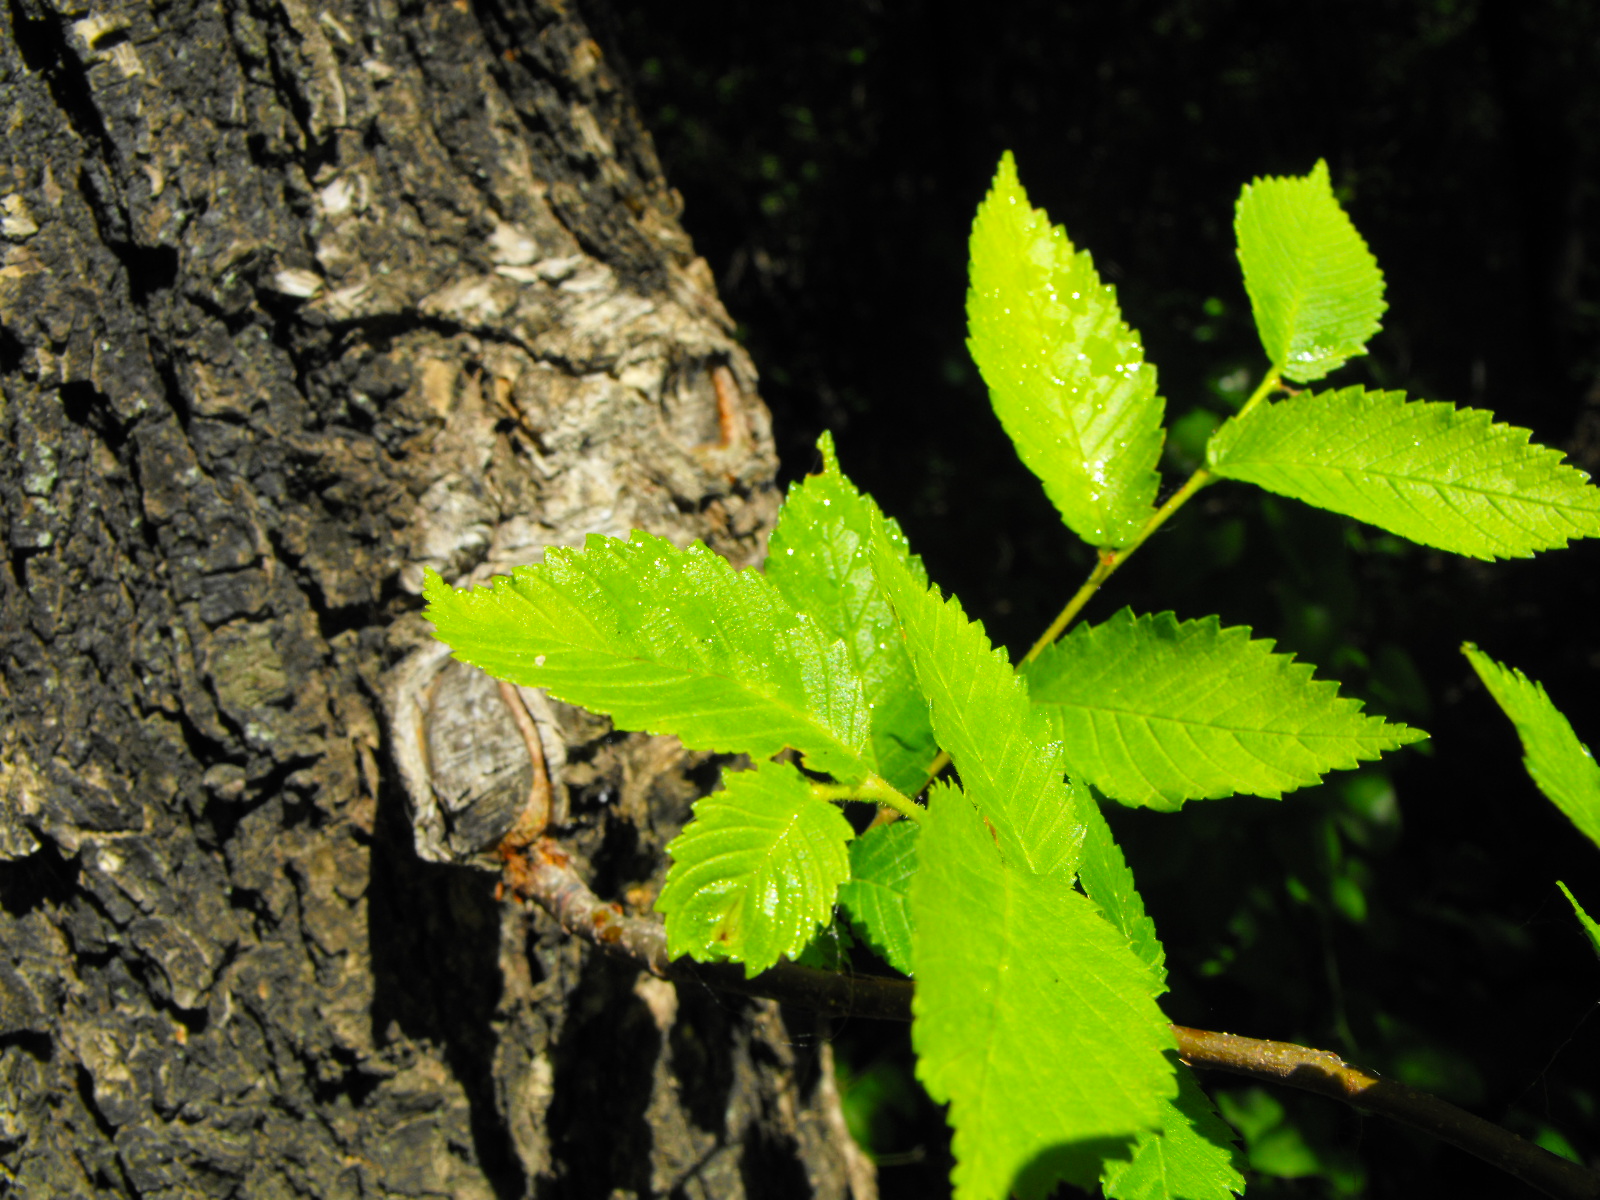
[1172,1026,1600,1200]
[503,838,1600,1200]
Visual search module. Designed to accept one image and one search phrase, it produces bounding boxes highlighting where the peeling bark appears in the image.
[0,0,870,1195]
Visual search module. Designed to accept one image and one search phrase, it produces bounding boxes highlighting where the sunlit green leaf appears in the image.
[912,783,1176,1199]
[1025,609,1424,810]
[1463,644,1600,848]
[1077,794,1165,978]
[768,433,939,794]
[871,516,1086,877]
[1556,883,1600,962]
[1235,159,1385,382]
[423,532,874,782]
[967,151,1165,548]
[1102,1055,1247,1200]
[1208,388,1600,560]
[655,759,854,977]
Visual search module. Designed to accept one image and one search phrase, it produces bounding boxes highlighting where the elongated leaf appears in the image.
[422,532,873,782]
[768,433,939,794]
[913,782,1176,1199]
[1557,883,1600,961]
[1102,1055,1247,1200]
[967,151,1165,548]
[1463,644,1600,849]
[837,819,919,975]
[1077,795,1165,979]
[1209,387,1600,560]
[870,516,1086,877]
[655,759,854,977]
[1235,159,1385,382]
[1024,609,1424,810]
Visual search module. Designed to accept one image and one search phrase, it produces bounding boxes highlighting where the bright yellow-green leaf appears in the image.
[1025,609,1424,810]
[967,151,1165,548]
[1102,1055,1247,1200]
[655,759,854,977]
[768,433,938,794]
[870,515,1086,877]
[1208,388,1600,560]
[1235,159,1385,382]
[1463,644,1600,849]
[422,532,874,783]
[1557,883,1600,961]
[913,782,1176,1199]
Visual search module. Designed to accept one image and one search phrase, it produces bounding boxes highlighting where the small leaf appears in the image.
[1462,644,1600,849]
[967,151,1165,548]
[1077,795,1165,980]
[1024,609,1425,810]
[871,516,1086,877]
[423,531,874,782]
[1102,1055,1247,1200]
[1556,883,1600,962]
[838,819,919,975]
[1235,159,1385,382]
[655,759,854,977]
[768,433,939,794]
[1208,387,1600,560]
[913,782,1176,1199]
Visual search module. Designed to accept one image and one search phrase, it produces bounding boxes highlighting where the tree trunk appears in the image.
[0,1,874,1196]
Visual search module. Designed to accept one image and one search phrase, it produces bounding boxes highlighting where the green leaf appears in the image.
[1556,883,1600,962]
[1024,609,1425,810]
[912,782,1176,1199]
[422,531,874,783]
[1102,1056,1247,1200]
[1208,387,1600,560]
[1077,796,1165,980]
[870,516,1086,877]
[1462,644,1600,849]
[768,433,939,794]
[967,151,1165,549]
[793,918,856,972]
[1234,159,1385,382]
[654,759,854,977]
[838,820,919,975]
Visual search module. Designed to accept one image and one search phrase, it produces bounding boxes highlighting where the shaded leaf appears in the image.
[1025,609,1424,810]
[967,151,1165,548]
[1463,644,1600,848]
[913,782,1176,1199]
[422,532,873,782]
[768,433,938,794]
[655,759,854,977]
[1235,159,1385,382]
[1208,387,1600,560]
[838,819,919,975]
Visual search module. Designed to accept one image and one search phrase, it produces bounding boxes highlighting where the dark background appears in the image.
[599,3,1599,1196]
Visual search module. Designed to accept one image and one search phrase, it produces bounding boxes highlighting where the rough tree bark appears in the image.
[0,0,874,1196]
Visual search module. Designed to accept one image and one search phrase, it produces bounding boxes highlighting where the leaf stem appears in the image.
[811,773,923,823]
[916,368,1286,794]
[1022,367,1284,666]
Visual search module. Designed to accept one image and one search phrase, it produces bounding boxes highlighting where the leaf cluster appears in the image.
[424,157,1600,1199]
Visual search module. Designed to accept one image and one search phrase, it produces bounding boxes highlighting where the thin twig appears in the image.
[1172,1026,1600,1200]
[496,680,551,847]
[502,838,1600,1200]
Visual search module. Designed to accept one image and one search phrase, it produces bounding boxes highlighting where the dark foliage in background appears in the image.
[597,2,1600,1196]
